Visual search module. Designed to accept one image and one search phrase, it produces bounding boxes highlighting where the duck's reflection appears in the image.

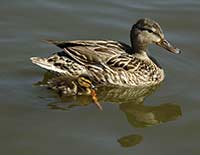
[97,86,181,147]
[118,134,143,148]
[35,72,182,148]
[92,86,181,128]
[120,102,181,128]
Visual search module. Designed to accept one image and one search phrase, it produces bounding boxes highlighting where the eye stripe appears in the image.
[138,27,154,33]
[80,77,92,85]
[137,27,162,38]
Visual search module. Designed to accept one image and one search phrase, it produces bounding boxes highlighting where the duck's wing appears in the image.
[45,40,133,65]
[31,40,133,75]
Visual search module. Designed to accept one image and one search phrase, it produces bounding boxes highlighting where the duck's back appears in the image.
[31,40,132,76]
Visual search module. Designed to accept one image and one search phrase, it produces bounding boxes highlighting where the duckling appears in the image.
[47,74,102,110]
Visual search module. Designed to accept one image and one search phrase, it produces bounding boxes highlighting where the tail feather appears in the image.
[30,57,66,73]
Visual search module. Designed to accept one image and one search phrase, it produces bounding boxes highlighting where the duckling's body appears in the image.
[47,74,102,110]
[31,18,180,87]
[47,75,91,96]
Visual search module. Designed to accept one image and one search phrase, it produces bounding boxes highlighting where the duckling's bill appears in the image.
[90,89,103,111]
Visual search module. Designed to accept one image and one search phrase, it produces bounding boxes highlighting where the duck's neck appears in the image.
[131,39,149,58]
[132,43,148,56]
[130,26,149,56]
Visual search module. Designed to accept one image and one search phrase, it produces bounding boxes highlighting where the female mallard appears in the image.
[31,18,180,87]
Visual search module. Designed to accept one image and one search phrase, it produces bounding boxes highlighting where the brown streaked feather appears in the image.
[63,46,103,65]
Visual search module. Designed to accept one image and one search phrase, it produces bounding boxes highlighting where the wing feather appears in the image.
[44,39,133,65]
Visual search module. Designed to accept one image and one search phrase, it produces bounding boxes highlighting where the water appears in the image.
[1,0,200,154]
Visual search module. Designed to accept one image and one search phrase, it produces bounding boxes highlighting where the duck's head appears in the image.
[130,18,180,54]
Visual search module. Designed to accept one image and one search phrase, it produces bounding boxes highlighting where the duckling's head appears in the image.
[131,18,180,54]
[77,75,95,89]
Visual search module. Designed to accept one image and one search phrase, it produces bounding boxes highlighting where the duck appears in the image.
[31,18,180,87]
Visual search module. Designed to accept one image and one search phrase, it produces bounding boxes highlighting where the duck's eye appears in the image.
[137,27,154,33]
[146,29,154,33]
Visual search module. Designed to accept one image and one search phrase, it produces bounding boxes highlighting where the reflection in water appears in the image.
[120,102,181,128]
[35,72,182,148]
[118,134,143,148]
[96,86,181,148]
